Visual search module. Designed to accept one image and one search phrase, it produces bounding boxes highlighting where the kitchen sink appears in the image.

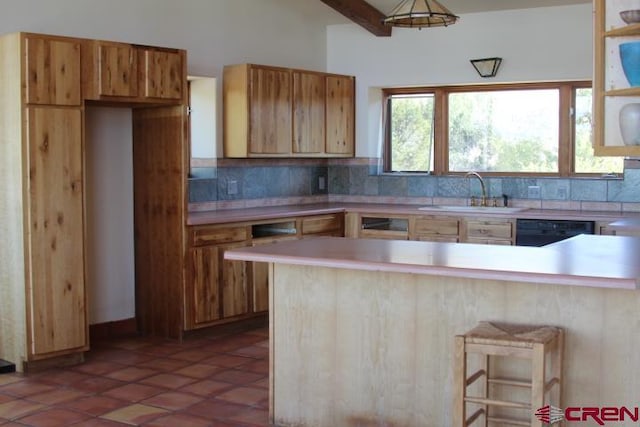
[418,205,529,214]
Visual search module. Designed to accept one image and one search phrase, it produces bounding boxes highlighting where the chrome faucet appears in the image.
[465,171,487,206]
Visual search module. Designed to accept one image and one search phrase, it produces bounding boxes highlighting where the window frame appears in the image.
[383,80,606,177]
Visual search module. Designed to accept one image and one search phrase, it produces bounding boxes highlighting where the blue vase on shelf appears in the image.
[620,42,640,87]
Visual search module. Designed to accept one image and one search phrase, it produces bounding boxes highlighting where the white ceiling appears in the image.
[282,0,591,26]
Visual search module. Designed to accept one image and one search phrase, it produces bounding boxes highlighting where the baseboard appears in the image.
[90,317,139,342]
[23,352,84,373]
[183,314,268,340]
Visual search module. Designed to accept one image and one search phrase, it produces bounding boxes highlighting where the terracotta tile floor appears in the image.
[0,327,269,426]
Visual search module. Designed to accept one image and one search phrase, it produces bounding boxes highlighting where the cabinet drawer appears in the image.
[191,225,249,246]
[466,237,513,246]
[414,218,459,236]
[466,220,513,239]
[301,214,344,235]
[360,229,409,240]
[415,235,459,243]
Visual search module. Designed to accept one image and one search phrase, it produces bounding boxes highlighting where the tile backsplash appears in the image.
[188,158,640,212]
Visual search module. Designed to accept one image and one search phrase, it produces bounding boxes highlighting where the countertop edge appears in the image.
[189,202,640,226]
[224,237,640,291]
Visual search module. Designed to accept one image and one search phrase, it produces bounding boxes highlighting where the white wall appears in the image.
[85,108,135,324]
[0,0,329,324]
[326,4,593,157]
[190,77,217,159]
[0,0,328,158]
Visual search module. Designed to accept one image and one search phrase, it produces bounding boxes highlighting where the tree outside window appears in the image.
[385,82,624,176]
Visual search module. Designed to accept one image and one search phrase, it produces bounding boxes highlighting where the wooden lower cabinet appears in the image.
[220,241,251,318]
[186,214,346,329]
[352,213,517,245]
[251,261,269,313]
[188,240,252,328]
[186,226,252,329]
[190,246,221,325]
[462,218,515,245]
[250,237,297,314]
[411,216,460,242]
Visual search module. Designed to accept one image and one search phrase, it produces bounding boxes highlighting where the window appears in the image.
[387,94,435,172]
[384,82,624,176]
[573,88,623,174]
[448,89,559,173]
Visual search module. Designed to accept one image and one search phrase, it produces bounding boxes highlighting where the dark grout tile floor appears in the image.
[0,327,269,426]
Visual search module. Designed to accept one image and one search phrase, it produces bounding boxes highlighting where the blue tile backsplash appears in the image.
[189,160,640,205]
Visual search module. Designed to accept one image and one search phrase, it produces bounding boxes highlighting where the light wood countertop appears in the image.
[225,234,640,290]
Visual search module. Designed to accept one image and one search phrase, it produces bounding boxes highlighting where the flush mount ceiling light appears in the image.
[470,57,503,78]
[383,0,459,28]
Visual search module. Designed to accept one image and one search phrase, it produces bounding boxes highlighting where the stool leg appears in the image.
[531,343,545,427]
[481,354,489,427]
[551,329,564,409]
[453,336,466,427]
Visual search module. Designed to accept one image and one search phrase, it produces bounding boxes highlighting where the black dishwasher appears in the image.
[515,219,595,246]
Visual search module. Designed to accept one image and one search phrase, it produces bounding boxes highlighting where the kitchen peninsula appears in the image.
[226,235,640,426]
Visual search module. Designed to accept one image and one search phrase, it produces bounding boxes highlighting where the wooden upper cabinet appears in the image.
[83,40,185,104]
[326,75,355,155]
[141,48,184,100]
[293,71,325,154]
[249,66,292,155]
[96,42,138,97]
[223,63,355,158]
[593,0,640,156]
[24,35,81,106]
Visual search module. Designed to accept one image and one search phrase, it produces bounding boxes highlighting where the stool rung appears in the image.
[488,377,531,388]
[466,369,486,386]
[465,408,484,426]
[487,415,531,426]
[464,396,530,410]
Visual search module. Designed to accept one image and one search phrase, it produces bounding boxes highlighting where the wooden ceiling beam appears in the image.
[319,0,392,37]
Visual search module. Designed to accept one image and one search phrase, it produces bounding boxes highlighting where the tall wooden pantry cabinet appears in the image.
[0,33,87,370]
[0,32,189,371]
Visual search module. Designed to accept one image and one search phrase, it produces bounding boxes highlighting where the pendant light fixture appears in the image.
[383,0,459,28]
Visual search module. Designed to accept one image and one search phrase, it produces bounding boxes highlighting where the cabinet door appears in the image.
[412,216,460,242]
[325,75,354,155]
[293,71,325,154]
[26,107,86,356]
[24,36,81,105]
[249,67,292,154]
[190,246,221,325]
[141,49,184,100]
[97,42,138,97]
[251,260,269,313]
[219,241,250,318]
[463,219,514,245]
[250,235,298,314]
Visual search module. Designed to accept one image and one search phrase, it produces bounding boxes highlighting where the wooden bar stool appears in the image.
[453,321,564,427]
